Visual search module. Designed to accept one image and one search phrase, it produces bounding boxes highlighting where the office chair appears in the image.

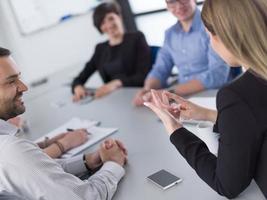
[150,46,160,65]
[229,66,243,81]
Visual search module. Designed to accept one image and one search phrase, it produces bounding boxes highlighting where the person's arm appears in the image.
[0,191,27,200]
[5,137,125,200]
[132,31,174,106]
[173,79,205,96]
[193,40,230,90]
[56,140,126,200]
[112,32,152,87]
[43,143,63,158]
[205,108,217,123]
[144,78,162,90]
[145,31,174,89]
[169,88,261,198]
[41,130,88,158]
[132,78,161,106]
[71,45,99,93]
[56,154,88,175]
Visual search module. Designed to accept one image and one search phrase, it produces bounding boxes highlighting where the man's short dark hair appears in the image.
[0,47,11,57]
[93,2,122,33]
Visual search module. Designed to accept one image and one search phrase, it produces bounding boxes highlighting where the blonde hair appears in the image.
[201,0,267,80]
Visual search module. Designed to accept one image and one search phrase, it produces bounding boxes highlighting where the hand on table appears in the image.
[132,88,151,106]
[99,139,127,166]
[94,80,122,99]
[58,129,89,151]
[85,139,127,170]
[85,150,102,170]
[73,85,92,102]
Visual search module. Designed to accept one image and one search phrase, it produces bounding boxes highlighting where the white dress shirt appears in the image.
[0,119,125,200]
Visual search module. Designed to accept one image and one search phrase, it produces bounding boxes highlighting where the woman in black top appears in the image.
[72,2,151,101]
[144,0,267,198]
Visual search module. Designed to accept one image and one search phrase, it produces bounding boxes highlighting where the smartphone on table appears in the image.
[147,169,182,190]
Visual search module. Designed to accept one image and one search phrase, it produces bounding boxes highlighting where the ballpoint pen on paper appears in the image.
[67,128,92,135]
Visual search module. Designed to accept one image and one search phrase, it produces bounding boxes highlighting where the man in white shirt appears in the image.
[0,46,128,200]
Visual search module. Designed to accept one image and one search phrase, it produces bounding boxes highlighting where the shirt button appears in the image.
[182,49,186,54]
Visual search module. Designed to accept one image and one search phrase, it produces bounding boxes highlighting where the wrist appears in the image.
[143,86,151,91]
[205,109,217,122]
[111,159,124,167]
[74,85,84,92]
[83,154,92,171]
[54,140,65,154]
[102,158,125,167]
[113,79,122,89]
[39,136,49,148]
[58,139,69,151]
[168,123,183,135]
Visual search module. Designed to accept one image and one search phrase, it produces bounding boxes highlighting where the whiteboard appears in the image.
[10,0,100,35]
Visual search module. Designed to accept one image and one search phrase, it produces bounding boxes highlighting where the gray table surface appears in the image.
[22,87,265,200]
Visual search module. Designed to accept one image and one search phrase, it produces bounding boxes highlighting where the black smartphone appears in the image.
[147,169,182,190]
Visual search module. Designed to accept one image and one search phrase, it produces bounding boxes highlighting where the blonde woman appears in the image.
[144,0,267,198]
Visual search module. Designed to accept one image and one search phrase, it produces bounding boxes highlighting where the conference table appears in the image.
[23,85,265,200]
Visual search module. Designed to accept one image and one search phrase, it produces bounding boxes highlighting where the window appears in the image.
[135,12,176,46]
[128,0,165,14]
[126,0,205,46]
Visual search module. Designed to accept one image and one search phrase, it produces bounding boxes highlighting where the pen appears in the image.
[67,128,92,135]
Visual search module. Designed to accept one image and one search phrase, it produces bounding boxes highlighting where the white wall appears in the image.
[0,0,104,84]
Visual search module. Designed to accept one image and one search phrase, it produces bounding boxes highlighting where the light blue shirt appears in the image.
[147,9,230,89]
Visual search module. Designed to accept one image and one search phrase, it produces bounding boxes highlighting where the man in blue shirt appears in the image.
[133,0,229,106]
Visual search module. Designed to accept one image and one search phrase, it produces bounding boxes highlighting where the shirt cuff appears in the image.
[147,71,168,88]
[100,161,125,181]
[62,154,87,175]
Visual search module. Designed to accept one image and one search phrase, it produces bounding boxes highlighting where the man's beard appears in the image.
[4,93,26,120]
[6,103,25,120]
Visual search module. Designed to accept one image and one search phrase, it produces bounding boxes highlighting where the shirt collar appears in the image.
[0,119,19,136]
[176,8,202,33]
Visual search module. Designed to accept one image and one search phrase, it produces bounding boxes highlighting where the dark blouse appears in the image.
[72,31,151,92]
[170,70,267,198]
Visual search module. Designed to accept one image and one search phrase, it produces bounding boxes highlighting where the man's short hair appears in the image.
[0,47,11,57]
[93,2,122,33]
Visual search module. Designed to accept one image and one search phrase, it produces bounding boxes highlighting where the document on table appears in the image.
[62,126,118,158]
[35,117,118,158]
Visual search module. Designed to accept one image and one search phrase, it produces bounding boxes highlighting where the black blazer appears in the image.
[170,70,267,198]
[72,31,151,92]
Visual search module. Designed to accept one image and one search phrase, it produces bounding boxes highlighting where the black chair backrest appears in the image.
[229,67,243,81]
[150,46,160,65]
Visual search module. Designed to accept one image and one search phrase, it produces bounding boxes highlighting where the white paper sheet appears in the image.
[35,117,99,143]
[62,126,118,158]
[35,118,117,158]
